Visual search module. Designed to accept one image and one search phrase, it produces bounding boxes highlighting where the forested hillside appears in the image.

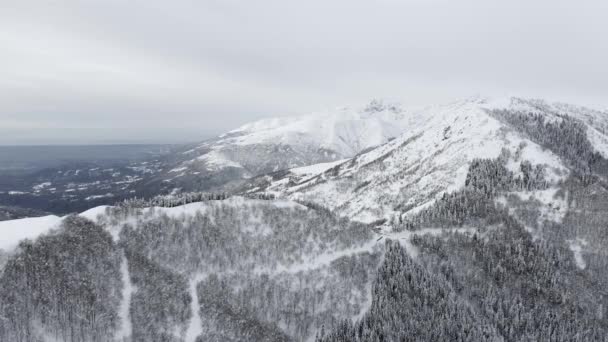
[0,198,382,341]
[1,97,608,341]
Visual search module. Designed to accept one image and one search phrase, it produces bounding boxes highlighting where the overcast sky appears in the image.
[1,0,607,145]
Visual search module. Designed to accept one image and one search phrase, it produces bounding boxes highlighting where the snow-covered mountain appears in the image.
[244,97,608,223]
[2,97,608,341]
[150,100,417,192]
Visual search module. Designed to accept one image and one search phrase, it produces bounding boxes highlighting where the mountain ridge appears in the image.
[241,97,608,223]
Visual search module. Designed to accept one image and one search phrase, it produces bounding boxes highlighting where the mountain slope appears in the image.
[146,100,418,193]
[247,97,608,223]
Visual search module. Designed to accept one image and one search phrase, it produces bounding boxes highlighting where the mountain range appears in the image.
[1,96,608,341]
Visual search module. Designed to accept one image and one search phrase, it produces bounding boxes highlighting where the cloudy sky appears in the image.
[1,0,607,145]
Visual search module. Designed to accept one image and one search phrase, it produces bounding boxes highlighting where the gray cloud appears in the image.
[1,0,607,144]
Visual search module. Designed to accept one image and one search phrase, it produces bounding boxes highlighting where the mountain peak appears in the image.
[362,98,404,115]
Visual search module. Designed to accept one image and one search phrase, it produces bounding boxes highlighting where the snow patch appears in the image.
[115,255,136,341]
[290,159,348,176]
[32,182,52,191]
[185,274,206,342]
[568,238,588,269]
[85,193,114,201]
[197,150,243,170]
[586,127,608,158]
[78,205,110,222]
[169,166,188,173]
[0,215,62,251]
[502,134,568,183]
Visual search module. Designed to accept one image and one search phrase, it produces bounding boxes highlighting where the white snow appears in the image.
[115,255,136,341]
[152,202,210,218]
[169,166,188,173]
[85,193,114,201]
[0,205,115,254]
[502,134,569,183]
[33,323,64,342]
[185,274,206,342]
[568,238,588,269]
[196,150,243,170]
[223,102,410,157]
[290,159,348,176]
[401,199,437,219]
[0,215,62,251]
[267,198,307,209]
[586,127,608,159]
[78,205,110,222]
[32,182,52,191]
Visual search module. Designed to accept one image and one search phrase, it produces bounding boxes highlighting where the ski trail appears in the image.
[185,274,206,342]
[115,254,136,341]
